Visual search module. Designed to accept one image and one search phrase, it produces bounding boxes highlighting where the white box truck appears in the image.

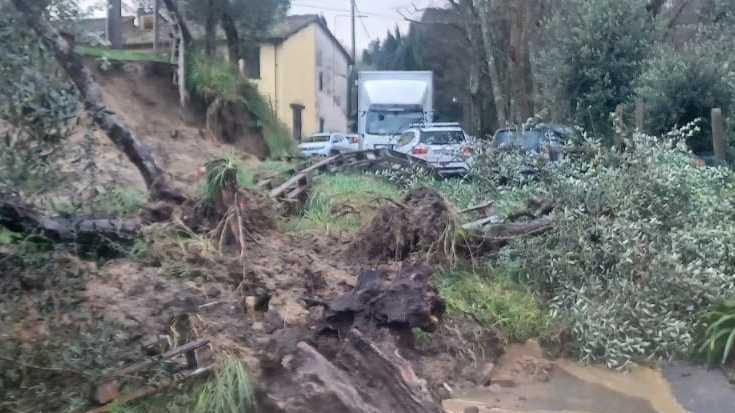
[357,71,433,149]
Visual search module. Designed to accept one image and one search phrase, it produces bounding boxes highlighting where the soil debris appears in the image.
[324,263,445,334]
[350,187,457,262]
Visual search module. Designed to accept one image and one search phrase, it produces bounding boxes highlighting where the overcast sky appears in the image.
[291,0,447,51]
[81,0,448,52]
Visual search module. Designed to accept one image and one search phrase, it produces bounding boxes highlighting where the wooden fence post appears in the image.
[614,104,625,150]
[635,100,645,132]
[712,108,728,163]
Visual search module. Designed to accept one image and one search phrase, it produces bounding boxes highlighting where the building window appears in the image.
[244,47,261,79]
[319,72,324,92]
[319,117,325,133]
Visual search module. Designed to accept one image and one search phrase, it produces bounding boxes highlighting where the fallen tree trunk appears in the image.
[10,1,185,203]
[0,193,141,245]
[265,332,443,413]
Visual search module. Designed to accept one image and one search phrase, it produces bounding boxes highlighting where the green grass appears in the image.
[194,359,254,413]
[106,359,253,413]
[437,268,548,342]
[289,174,402,233]
[77,46,169,63]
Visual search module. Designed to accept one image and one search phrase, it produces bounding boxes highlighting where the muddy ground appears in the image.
[0,62,508,412]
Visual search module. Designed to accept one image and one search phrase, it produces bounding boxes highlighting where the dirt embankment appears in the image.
[3,55,504,412]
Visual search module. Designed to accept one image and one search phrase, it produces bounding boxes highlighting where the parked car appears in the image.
[298,133,362,157]
[492,124,579,161]
[394,122,473,175]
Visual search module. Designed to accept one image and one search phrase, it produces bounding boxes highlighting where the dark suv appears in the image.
[492,124,577,161]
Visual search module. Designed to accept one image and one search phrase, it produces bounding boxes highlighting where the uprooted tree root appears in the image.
[349,187,459,263]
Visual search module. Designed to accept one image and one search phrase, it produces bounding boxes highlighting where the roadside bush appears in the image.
[482,126,735,367]
[536,0,654,140]
[635,43,735,154]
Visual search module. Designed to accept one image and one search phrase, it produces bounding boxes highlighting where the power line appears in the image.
[353,2,372,41]
[291,1,398,20]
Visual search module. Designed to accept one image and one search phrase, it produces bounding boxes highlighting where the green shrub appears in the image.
[187,51,294,158]
[698,300,735,365]
[635,43,735,154]
[536,0,654,139]
[490,128,735,367]
[437,268,548,342]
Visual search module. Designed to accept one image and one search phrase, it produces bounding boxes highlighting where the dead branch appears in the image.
[0,193,141,245]
[10,1,185,203]
[85,365,214,413]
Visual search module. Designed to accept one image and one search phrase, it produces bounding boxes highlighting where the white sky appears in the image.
[79,0,447,52]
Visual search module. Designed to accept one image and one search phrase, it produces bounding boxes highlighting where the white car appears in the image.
[394,123,473,175]
[298,133,362,157]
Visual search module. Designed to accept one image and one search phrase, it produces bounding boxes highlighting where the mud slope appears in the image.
[84,60,252,191]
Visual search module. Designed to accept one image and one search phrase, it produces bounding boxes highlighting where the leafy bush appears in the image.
[536,0,654,139]
[478,127,735,367]
[188,52,294,158]
[635,43,735,154]
[698,300,735,365]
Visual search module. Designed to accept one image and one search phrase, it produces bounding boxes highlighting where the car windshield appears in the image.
[366,111,423,135]
[495,129,557,151]
[420,130,465,145]
[303,134,331,143]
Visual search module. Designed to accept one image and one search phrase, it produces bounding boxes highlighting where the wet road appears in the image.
[663,361,735,413]
[443,343,735,413]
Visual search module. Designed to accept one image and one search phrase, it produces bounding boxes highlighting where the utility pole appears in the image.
[351,0,356,63]
[153,0,160,51]
[349,0,357,132]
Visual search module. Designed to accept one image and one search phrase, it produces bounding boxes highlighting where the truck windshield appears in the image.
[366,111,423,135]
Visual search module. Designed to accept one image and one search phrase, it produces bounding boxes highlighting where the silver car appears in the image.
[394,123,473,174]
[298,133,362,157]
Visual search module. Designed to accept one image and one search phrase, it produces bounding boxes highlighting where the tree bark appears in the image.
[204,0,217,57]
[11,1,185,203]
[474,0,508,127]
[0,193,141,246]
[509,0,533,123]
[221,12,241,65]
[106,0,123,49]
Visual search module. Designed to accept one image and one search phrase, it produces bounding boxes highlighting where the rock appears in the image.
[244,296,257,314]
[93,380,120,405]
[477,362,495,386]
[463,407,480,413]
[264,309,285,334]
[491,377,517,388]
[141,334,171,356]
[206,286,221,298]
[19,272,45,290]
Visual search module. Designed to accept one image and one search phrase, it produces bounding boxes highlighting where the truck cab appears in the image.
[357,71,433,149]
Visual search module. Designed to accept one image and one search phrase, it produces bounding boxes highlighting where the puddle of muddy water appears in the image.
[444,343,688,413]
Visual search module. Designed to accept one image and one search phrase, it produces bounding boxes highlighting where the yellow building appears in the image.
[245,15,353,141]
